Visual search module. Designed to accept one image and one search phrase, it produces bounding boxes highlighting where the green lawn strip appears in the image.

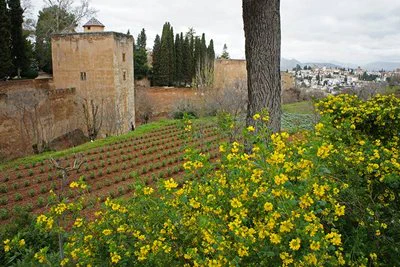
[0,119,180,172]
[282,101,315,114]
[382,86,400,95]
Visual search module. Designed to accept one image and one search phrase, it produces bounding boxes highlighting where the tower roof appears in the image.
[83,18,105,27]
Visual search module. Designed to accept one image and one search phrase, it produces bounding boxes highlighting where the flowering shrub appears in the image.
[315,94,400,265]
[1,94,399,266]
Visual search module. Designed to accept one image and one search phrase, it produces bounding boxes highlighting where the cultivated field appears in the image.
[0,120,222,221]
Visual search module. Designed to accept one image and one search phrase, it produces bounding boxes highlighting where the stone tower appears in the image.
[51,18,135,136]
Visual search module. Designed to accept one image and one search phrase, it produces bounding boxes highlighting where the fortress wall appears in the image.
[0,80,79,161]
[214,59,295,92]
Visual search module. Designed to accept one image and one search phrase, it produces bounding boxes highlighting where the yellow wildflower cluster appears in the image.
[21,94,398,266]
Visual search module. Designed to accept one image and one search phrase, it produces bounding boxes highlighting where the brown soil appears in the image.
[0,122,222,222]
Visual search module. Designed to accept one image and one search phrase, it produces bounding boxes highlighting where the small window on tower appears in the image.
[80,72,87,81]
[88,26,91,30]
[123,71,127,81]
[122,53,126,62]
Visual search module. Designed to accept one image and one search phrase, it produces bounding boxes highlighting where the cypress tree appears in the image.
[168,25,175,85]
[158,22,171,86]
[182,35,192,86]
[194,37,202,77]
[134,29,148,80]
[189,34,195,83]
[200,33,207,71]
[207,39,215,62]
[8,0,27,77]
[174,33,183,85]
[152,34,161,86]
[220,44,230,59]
[0,0,12,79]
[137,28,146,50]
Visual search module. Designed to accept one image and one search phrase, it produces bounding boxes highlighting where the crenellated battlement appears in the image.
[48,87,76,99]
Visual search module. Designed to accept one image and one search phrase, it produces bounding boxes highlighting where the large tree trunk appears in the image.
[243,0,282,132]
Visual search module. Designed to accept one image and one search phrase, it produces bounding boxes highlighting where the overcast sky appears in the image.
[30,0,400,65]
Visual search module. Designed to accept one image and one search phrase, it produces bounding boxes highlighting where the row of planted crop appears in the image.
[0,140,221,221]
[0,124,217,182]
[0,133,221,201]
[0,135,221,210]
[1,123,181,175]
[0,127,219,191]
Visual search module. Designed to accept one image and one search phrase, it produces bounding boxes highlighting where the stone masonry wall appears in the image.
[0,79,79,161]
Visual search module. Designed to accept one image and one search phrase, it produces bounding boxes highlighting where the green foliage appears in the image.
[3,95,399,266]
[314,94,400,265]
[35,6,75,73]
[151,34,161,85]
[134,28,149,80]
[156,22,175,86]
[174,33,183,85]
[8,0,28,76]
[0,0,13,79]
[152,23,214,87]
[219,43,230,59]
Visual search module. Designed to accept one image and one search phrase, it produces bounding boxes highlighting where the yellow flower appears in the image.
[334,204,345,217]
[289,238,301,251]
[34,250,47,264]
[274,173,289,186]
[253,114,261,120]
[317,143,334,159]
[230,198,242,208]
[313,183,326,198]
[310,241,320,251]
[279,220,294,233]
[315,123,324,132]
[219,145,226,153]
[3,239,10,252]
[60,258,69,266]
[36,214,47,224]
[84,235,93,242]
[69,181,79,188]
[370,253,378,261]
[189,198,201,209]
[111,252,121,264]
[299,194,314,209]
[238,246,249,257]
[326,232,342,246]
[269,233,281,244]
[164,178,178,191]
[264,202,274,212]
[280,252,293,265]
[74,218,83,228]
[247,126,255,132]
[143,187,154,195]
[18,239,25,247]
[103,229,112,236]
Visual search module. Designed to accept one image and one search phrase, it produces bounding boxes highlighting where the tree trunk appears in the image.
[243,0,282,132]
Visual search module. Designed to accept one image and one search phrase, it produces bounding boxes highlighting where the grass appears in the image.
[382,86,400,95]
[0,119,176,172]
[0,117,215,172]
[282,101,315,114]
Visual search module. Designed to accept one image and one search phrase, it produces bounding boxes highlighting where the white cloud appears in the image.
[30,0,400,64]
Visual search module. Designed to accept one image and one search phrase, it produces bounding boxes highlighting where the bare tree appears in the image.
[5,89,55,154]
[49,154,85,260]
[342,83,387,101]
[243,0,282,132]
[136,90,154,124]
[43,0,97,32]
[81,98,103,141]
[193,57,214,88]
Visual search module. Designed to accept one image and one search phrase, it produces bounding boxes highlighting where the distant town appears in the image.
[288,64,400,94]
